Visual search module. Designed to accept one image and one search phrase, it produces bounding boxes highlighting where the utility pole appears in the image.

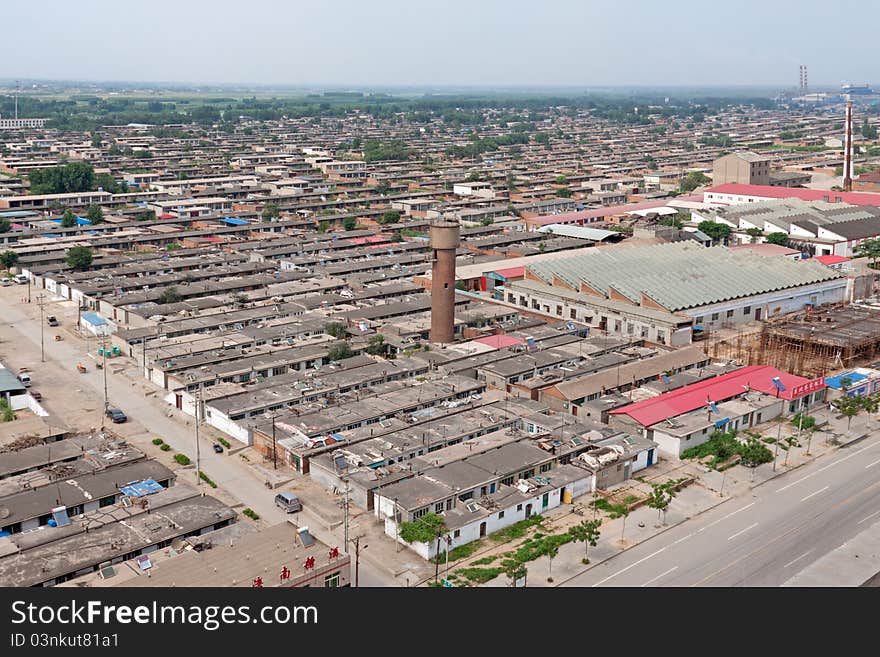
[350,535,367,588]
[272,414,277,469]
[100,336,108,430]
[195,385,202,487]
[36,293,45,362]
[27,275,31,303]
[342,479,350,549]
[772,419,782,471]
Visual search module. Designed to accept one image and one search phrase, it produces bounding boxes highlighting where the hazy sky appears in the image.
[1,0,874,88]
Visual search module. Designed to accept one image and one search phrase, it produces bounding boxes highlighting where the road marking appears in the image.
[592,547,667,587]
[727,523,758,541]
[866,458,880,469]
[693,478,880,586]
[857,509,880,525]
[800,485,829,502]
[777,444,877,493]
[697,503,755,533]
[671,533,693,546]
[641,566,678,587]
[784,550,813,569]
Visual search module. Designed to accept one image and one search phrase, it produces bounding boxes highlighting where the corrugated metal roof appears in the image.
[527,242,843,312]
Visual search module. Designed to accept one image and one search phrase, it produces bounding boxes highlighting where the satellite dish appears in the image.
[0,507,9,519]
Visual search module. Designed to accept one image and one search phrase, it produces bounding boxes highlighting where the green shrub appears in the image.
[489,515,544,542]
[242,508,260,521]
[159,444,171,452]
[217,437,231,449]
[151,438,164,445]
[198,471,218,488]
[455,567,503,584]
[173,453,191,466]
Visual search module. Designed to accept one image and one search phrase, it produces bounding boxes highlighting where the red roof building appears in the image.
[470,335,524,350]
[609,366,825,427]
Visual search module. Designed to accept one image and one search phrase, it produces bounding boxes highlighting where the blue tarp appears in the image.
[81,312,108,326]
[51,217,90,226]
[328,432,346,443]
[714,417,731,427]
[119,478,164,498]
[220,217,248,226]
[825,371,868,389]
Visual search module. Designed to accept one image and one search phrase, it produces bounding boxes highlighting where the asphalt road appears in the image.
[559,432,880,586]
[0,290,394,586]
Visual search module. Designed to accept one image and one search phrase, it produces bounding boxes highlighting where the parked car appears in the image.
[212,443,223,453]
[30,390,42,401]
[46,315,58,327]
[1,278,13,286]
[14,274,28,285]
[274,492,302,513]
[105,407,127,423]
[17,372,31,387]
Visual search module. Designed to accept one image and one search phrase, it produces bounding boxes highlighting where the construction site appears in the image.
[709,302,880,378]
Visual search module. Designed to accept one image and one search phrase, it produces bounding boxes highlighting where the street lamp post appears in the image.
[195,385,202,487]
[772,419,782,472]
[272,415,277,470]
[351,535,367,588]
[36,293,45,362]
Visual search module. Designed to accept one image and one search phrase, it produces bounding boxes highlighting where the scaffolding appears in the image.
[710,304,880,378]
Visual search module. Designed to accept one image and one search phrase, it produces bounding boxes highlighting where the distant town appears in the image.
[0,78,879,589]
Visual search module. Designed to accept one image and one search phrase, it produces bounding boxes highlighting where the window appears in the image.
[446,499,453,510]
[412,507,429,519]
[516,504,523,512]
[726,310,734,319]
[435,502,444,513]
[324,572,340,588]
[556,305,563,316]
[570,309,577,319]
[695,316,704,324]
[540,463,552,473]
[480,486,487,497]
[453,529,460,538]
[501,476,514,486]
[743,306,751,315]
[711,313,719,321]
[498,510,505,519]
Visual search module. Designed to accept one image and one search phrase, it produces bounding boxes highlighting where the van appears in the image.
[14,274,28,285]
[274,492,302,513]
[18,373,31,387]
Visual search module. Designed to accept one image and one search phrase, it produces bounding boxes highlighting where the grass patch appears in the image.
[489,515,544,542]
[217,437,231,449]
[242,508,260,521]
[471,555,498,566]
[432,540,483,564]
[173,453,192,466]
[198,471,218,488]
[512,531,574,564]
[455,567,503,584]
[622,495,640,505]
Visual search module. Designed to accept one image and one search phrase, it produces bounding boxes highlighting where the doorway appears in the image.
[525,503,532,518]
[479,521,487,538]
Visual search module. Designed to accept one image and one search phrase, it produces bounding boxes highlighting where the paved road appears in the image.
[559,432,880,586]
[0,291,395,586]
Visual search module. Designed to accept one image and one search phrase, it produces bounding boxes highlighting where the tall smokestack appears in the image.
[844,97,854,192]
[429,217,460,343]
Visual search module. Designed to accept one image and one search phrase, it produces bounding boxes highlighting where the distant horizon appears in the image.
[2,0,875,89]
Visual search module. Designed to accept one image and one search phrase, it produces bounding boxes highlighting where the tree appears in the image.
[60,208,77,228]
[0,218,9,234]
[833,396,860,434]
[94,173,122,194]
[328,343,353,361]
[480,217,494,226]
[765,232,789,246]
[0,250,18,270]
[139,209,157,222]
[464,172,482,183]
[365,334,385,356]
[697,220,731,244]
[647,482,677,525]
[378,210,401,225]
[262,202,280,220]
[342,217,357,231]
[157,286,182,305]
[325,322,348,339]
[28,161,95,195]
[855,238,880,269]
[745,227,763,243]
[679,171,711,193]
[542,543,559,582]
[502,559,527,588]
[862,118,878,140]
[86,204,104,224]
[91,134,102,148]
[65,246,93,271]
[568,519,601,563]
[399,512,445,544]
